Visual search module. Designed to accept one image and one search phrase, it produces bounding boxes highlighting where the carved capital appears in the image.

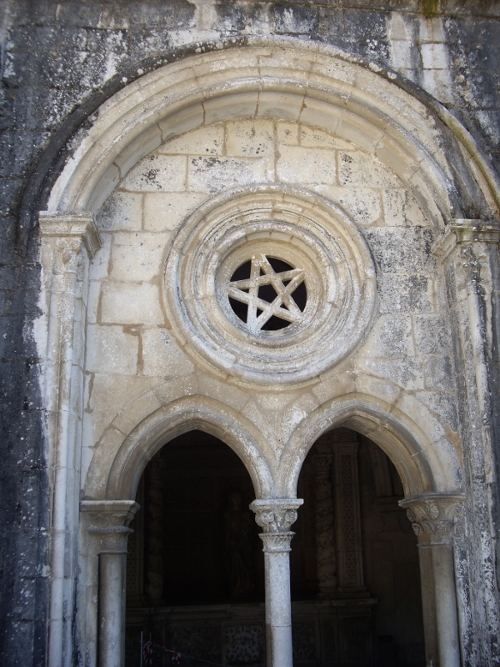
[399,494,465,545]
[250,499,303,534]
[259,532,295,553]
[39,211,102,259]
[81,500,140,555]
[432,219,500,264]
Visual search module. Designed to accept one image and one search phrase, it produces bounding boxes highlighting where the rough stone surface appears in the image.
[1,1,500,666]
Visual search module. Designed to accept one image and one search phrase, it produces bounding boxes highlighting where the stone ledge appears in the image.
[432,219,500,262]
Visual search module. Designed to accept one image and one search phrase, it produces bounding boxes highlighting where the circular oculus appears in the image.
[163,185,376,384]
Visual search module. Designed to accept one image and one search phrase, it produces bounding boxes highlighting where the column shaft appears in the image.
[417,544,439,666]
[264,549,293,667]
[402,494,464,667]
[432,544,461,667]
[99,553,128,667]
[250,498,303,667]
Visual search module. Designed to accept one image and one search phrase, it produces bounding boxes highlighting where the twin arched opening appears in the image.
[83,394,462,667]
[119,406,427,667]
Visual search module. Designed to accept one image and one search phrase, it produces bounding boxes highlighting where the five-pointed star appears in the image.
[227,254,305,334]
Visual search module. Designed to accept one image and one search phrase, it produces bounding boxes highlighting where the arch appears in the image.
[278,393,463,499]
[103,395,275,501]
[43,38,500,228]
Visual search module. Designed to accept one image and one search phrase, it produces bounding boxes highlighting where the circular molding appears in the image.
[164,185,376,384]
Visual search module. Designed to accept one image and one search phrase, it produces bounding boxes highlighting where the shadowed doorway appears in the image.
[290,428,425,666]
[125,428,424,666]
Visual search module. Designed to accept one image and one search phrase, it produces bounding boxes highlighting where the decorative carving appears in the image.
[314,454,337,595]
[293,622,317,660]
[432,218,500,264]
[400,494,465,544]
[333,442,366,595]
[250,499,303,534]
[227,254,306,333]
[164,185,376,384]
[259,533,295,553]
[39,211,102,259]
[223,625,263,664]
[250,499,303,554]
[81,500,139,555]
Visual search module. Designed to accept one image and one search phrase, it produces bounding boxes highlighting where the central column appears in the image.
[250,499,303,667]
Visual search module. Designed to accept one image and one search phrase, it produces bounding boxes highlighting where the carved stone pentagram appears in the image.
[164,185,376,384]
[227,254,305,334]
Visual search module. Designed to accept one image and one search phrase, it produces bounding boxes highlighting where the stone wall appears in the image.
[1,1,500,665]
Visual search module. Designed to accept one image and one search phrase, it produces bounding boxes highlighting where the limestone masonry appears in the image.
[1,1,500,666]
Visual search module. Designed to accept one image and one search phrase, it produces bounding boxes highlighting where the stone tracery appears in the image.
[227,254,306,333]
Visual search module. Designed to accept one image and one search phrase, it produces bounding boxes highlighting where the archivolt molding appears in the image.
[278,392,463,499]
[100,395,275,501]
[44,39,500,226]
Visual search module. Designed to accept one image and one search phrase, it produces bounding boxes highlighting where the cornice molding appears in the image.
[432,219,500,263]
[39,211,101,258]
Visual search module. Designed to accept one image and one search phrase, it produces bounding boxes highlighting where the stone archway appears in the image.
[293,427,425,666]
[36,38,500,667]
[125,430,264,666]
[280,397,463,667]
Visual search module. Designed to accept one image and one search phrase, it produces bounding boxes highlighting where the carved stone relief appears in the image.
[314,453,337,596]
[164,185,376,384]
[223,625,264,664]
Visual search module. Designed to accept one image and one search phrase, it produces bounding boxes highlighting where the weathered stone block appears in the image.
[86,325,138,375]
[88,234,111,281]
[100,283,164,325]
[277,146,336,185]
[188,155,269,193]
[141,328,195,377]
[364,314,415,357]
[274,5,318,34]
[113,390,162,435]
[98,192,143,232]
[143,191,208,232]
[364,228,424,273]
[225,119,274,157]
[338,151,400,188]
[277,122,299,145]
[416,391,459,432]
[299,125,353,150]
[382,189,429,227]
[203,92,259,125]
[360,356,424,391]
[378,274,433,314]
[110,232,168,282]
[424,356,455,390]
[121,154,187,192]
[158,125,224,156]
[413,315,449,355]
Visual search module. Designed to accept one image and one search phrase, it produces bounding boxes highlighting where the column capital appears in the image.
[250,498,303,533]
[399,494,465,545]
[81,500,140,554]
[250,499,303,554]
[39,211,101,259]
[432,218,500,263]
